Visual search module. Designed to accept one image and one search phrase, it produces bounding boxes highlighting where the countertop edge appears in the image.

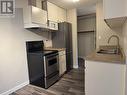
[85,49,126,65]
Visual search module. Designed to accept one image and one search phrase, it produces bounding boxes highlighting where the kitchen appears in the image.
[0,0,127,95]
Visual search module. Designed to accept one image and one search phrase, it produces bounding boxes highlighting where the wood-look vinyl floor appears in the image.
[10,58,85,95]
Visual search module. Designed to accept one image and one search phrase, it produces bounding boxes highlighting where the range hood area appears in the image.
[23,6,48,29]
[23,5,58,30]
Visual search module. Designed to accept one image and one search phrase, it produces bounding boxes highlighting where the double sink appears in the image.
[97,35,120,55]
[97,46,120,55]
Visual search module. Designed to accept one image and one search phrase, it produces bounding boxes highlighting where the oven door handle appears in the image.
[43,56,47,77]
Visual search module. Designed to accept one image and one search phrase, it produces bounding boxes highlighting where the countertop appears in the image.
[85,46,125,64]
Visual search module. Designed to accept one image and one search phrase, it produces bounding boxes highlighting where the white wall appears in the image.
[67,9,78,68]
[96,1,123,49]
[121,1,127,94]
[0,0,52,94]
[122,21,127,59]
[78,16,96,32]
[123,20,127,95]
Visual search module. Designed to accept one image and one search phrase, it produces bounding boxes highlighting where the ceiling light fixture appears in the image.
[73,0,79,2]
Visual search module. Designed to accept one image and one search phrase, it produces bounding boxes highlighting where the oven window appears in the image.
[48,58,57,66]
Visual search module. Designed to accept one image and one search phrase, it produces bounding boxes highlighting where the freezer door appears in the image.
[52,22,66,48]
[64,22,72,52]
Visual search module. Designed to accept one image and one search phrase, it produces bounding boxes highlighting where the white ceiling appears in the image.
[47,0,101,16]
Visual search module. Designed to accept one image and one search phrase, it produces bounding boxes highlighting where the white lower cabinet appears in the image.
[85,60,126,95]
[59,50,66,76]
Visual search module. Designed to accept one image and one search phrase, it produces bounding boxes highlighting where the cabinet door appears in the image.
[103,0,126,19]
[59,55,64,75]
[47,2,66,22]
[59,51,66,76]
[47,2,58,22]
[31,6,47,25]
[57,7,66,22]
[62,52,66,73]
[85,60,126,95]
[61,51,66,74]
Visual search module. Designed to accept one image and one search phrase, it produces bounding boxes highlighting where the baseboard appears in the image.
[1,81,29,95]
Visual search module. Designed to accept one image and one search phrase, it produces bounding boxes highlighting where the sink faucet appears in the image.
[108,35,120,53]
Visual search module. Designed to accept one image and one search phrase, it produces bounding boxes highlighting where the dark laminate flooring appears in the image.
[10,58,85,95]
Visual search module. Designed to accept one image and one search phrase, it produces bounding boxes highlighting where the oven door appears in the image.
[44,53,59,77]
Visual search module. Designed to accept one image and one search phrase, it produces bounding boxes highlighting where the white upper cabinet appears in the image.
[103,0,126,19]
[57,7,67,22]
[47,1,66,22]
[103,0,127,28]
[47,1,66,30]
[23,0,47,28]
[31,6,47,25]
[47,2,58,22]
[23,6,47,28]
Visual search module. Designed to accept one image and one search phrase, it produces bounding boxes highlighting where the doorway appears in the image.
[77,14,96,62]
[78,31,95,58]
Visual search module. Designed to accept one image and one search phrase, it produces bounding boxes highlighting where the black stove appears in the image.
[26,41,59,89]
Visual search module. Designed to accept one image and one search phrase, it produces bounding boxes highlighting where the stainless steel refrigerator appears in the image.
[52,22,73,71]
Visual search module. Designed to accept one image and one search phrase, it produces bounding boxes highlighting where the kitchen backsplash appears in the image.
[27,28,53,47]
[44,40,52,47]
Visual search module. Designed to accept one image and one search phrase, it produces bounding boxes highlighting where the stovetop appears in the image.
[43,50,58,56]
[28,50,58,56]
